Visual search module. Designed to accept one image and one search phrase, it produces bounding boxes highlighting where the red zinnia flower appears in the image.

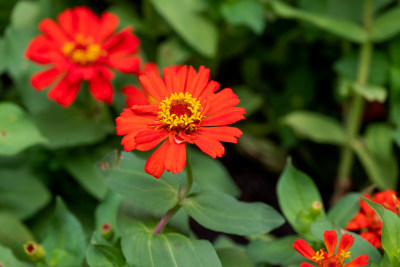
[116,65,245,178]
[293,230,369,267]
[25,7,141,107]
[346,189,400,248]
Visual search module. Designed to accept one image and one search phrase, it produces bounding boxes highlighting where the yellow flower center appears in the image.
[61,34,106,65]
[158,92,204,133]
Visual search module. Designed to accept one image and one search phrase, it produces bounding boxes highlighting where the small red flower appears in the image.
[346,189,400,248]
[116,65,245,178]
[293,230,369,267]
[25,6,141,107]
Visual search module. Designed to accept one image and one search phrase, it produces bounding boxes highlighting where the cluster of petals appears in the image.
[116,65,245,178]
[293,230,369,267]
[25,6,141,107]
[346,189,400,248]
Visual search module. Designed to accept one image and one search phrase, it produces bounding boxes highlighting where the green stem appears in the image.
[334,0,373,201]
[153,151,193,234]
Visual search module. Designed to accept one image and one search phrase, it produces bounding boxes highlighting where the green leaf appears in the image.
[370,6,400,42]
[182,190,284,235]
[352,123,398,189]
[0,102,47,156]
[352,83,388,102]
[234,86,263,117]
[94,192,123,242]
[310,220,382,264]
[217,248,254,267]
[0,168,50,220]
[220,0,265,34]
[0,38,5,75]
[42,198,85,266]
[0,213,34,260]
[63,148,108,200]
[86,244,126,267]
[11,1,41,31]
[106,152,186,212]
[277,160,325,234]
[327,193,360,228]
[246,236,302,265]
[190,149,240,197]
[270,1,367,43]
[157,38,191,69]
[33,106,114,148]
[362,197,400,265]
[0,244,33,267]
[149,0,218,57]
[122,230,222,267]
[283,111,345,145]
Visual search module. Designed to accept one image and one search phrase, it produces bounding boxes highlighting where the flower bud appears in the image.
[310,201,323,218]
[23,241,45,262]
[101,223,114,240]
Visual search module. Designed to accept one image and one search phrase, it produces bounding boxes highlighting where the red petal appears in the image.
[96,12,119,42]
[165,140,186,174]
[198,80,220,98]
[337,233,354,253]
[145,141,169,178]
[31,68,61,90]
[193,134,225,158]
[25,36,57,64]
[115,108,155,135]
[139,73,166,102]
[196,126,242,143]
[135,130,168,151]
[186,66,210,98]
[89,72,113,104]
[162,66,188,95]
[201,108,246,126]
[103,28,140,56]
[39,18,69,45]
[131,104,158,114]
[324,230,337,256]
[107,56,141,73]
[74,7,99,37]
[204,88,241,114]
[57,8,74,37]
[122,85,149,107]
[292,239,316,261]
[300,263,315,267]
[345,255,369,267]
[48,75,81,107]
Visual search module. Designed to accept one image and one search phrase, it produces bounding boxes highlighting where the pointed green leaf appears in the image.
[86,244,126,267]
[370,6,400,42]
[106,152,186,212]
[0,102,47,156]
[327,193,360,228]
[182,190,284,235]
[122,231,222,267]
[283,111,345,145]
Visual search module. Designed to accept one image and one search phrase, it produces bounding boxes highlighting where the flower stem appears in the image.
[333,0,373,203]
[153,150,193,234]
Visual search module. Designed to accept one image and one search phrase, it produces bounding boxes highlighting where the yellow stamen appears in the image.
[311,250,325,262]
[61,39,105,65]
[61,42,75,55]
[340,249,351,259]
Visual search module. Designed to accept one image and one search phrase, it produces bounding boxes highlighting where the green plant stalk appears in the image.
[154,150,193,234]
[335,0,373,198]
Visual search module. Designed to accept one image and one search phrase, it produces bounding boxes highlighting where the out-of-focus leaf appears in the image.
[352,83,387,102]
[182,190,284,235]
[234,86,263,117]
[277,160,325,234]
[327,193,360,228]
[11,1,41,30]
[310,220,382,264]
[217,248,254,267]
[370,6,400,42]
[270,0,367,43]
[0,244,33,267]
[0,102,47,156]
[121,230,222,266]
[220,0,265,34]
[108,4,152,36]
[0,38,5,74]
[190,148,240,197]
[42,198,85,266]
[156,37,190,69]
[0,213,34,260]
[149,0,217,57]
[86,244,126,267]
[246,236,302,265]
[33,106,114,148]
[0,169,50,220]
[283,111,345,145]
[105,152,185,212]
[353,124,398,189]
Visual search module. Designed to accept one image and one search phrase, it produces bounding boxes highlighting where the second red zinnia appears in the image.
[116,65,245,178]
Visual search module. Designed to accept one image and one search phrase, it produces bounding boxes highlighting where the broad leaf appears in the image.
[0,102,46,156]
[122,230,222,267]
[283,111,345,145]
[157,37,190,69]
[10,0,41,31]
[277,160,325,234]
[0,244,33,267]
[217,248,254,267]
[370,6,400,42]
[106,152,186,212]
[86,244,126,267]
[149,0,217,57]
[0,168,50,219]
[327,193,360,228]
[182,190,284,235]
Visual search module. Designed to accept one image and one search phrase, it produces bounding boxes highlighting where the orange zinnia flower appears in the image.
[25,7,141,107]
[346,189,400,248]
[116,65,245,178]
[293,230,369,267]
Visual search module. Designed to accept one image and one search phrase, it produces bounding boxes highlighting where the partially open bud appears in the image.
[310,201,323,218]
[101,223,114,240]
[23,241,45,262]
